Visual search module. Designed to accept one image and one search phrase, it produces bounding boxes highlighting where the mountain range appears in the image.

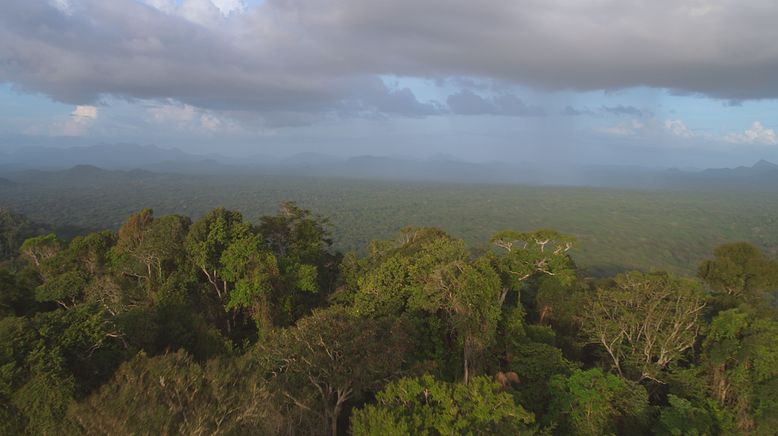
[1,143,777,190]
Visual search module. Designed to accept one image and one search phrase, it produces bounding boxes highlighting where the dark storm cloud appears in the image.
[2,0,778,118]
[447,90,544,116]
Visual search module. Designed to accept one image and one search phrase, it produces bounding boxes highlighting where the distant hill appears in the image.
[1,143,777,190]
[3,164,180,187]
[0,143,232,170]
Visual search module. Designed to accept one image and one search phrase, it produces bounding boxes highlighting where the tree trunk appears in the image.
[463,344,470,384]
[330,410,338,436]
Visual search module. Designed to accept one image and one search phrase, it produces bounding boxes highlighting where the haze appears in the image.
[2,0,778,168]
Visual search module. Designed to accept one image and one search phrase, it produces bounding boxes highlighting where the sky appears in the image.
[1,0,778,167]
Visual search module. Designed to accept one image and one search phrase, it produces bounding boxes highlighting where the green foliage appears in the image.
[351,374,535,435]
[0,305,125,434]
[506,340,577,417]
[34,270,87,307]
[70,350,274,435]
[655,395,719,436]
[185,207,251,300]
[257,306,409,435]
[354,227,468,316]
[0,209,49,262]
[547,368,648,436]
[490,229,576,290]
[700,308,778,433]
[221,234,279,333]
[0,269,35,317]
[20,233,62,273]
[0,203,776,435]
[698,242,778,311]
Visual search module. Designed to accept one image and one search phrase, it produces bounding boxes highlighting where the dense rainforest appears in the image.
[0,204,776,435]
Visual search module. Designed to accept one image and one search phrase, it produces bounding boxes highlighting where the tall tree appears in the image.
[423,257,502,383]
[547,368,648,436]
[257,307,408,436]
[112,210,191,295]
[70,350,274,435]
[699,308,778,433]
[698,242,778,311]
[259,201,338,323]
[185,208,251,301]
[221,234,280,336]
[489,229,576,317]
[351,375,535,435]
[582,271,706,382]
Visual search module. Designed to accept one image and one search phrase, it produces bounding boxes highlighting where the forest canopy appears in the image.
[0,203,776,435]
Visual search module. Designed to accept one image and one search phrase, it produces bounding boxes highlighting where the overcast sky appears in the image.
[2,0,778,167]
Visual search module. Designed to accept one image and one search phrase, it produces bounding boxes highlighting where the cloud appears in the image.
[147,103,198,123]
[601,105,648,117]
[72,105,98,120]
[447,90,544,116]
[596,119,646,136]
[664,119,694,138]
[356,79,443,117]
[55,105,98,136]
[725,122,778,145]
[562,106,595,116]
[146,101,242,131]
[3,0,778,123]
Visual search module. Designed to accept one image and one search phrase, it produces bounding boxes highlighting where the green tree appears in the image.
[185,208,252,302]
[351,374,535,435]
[352,227,468,316]
[698,242,778,311]
[582,271,706,382]
[257,306,408,436]
[489,230,576,320]
[70,350,275,435]
[1,305,125,434]
[700,308,778,433]
[221,234,280,335]
[19,234,62,276]
[0,269,35,317]
[655,395,720,436]
[112,210,191,295]
[547,368,648,436]
[34,270,87,309]
[258,201,337,325]
[423,257,502,383]
[0,209,49,262]
[68,231,115,276]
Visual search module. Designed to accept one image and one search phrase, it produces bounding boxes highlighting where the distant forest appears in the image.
[2,166,778,276]
[0,203,776,435]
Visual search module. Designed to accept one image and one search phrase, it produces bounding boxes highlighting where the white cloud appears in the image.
[148,103,198,123]
[200,113,222,130]
[55,105,98,136]
[143,0,246,25]
[72,105,98,120]
[597,119,646,136]
[664,119,694,138]
[147,101,240,132]
[725,122,778,145]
